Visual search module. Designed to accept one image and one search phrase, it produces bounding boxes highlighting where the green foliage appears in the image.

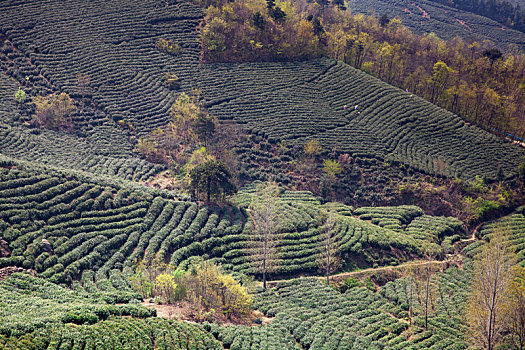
[193,111,216,147]
[162,72,181,90]
[190,160,236,202]
[335,276,362,292]
[131,259,252,319]
[14,87,26,105]
[519,157,525,179]
[244,276,468,349]
[0,273,154,337]
[198,0,525,142]
[201,1,322,62]
[322,159,342,178]
[0,317,222,349]
[464,211,525,266]
[303,139,322,157]
[156,38,182,55]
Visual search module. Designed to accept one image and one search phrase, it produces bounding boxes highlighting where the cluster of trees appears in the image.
[398,173,518,227]
[31,92,76,131]
[200,0,324,62]
[427,0,525,34]
[198,0,525,139]
[130,259,252,320]
[136,91,241,202]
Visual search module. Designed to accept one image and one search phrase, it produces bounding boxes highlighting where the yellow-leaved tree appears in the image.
[467,226,515,350]
[507,265,525,350]
[155,273,178,304]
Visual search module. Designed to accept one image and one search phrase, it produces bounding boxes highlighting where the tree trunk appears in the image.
[263,262,267,290]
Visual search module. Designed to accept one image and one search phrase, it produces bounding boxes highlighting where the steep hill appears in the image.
[349,0,525,52]
[0,0,523,183]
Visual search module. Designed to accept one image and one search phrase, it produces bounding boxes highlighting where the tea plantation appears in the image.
[464,206,525,265]
[209,267,471,350]
[0,274,220,349]
[0,0,523,181]
[0,163,465,288]
[0,0,525,348]
[349,0,525,52]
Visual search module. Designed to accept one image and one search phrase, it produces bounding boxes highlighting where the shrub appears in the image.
[156,38,182,55]
[162,72,180,90]
[32,92,76,131]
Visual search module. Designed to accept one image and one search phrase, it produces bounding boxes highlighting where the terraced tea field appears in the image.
[0,71,163,182]
[210,268,471,350]
[0,162,466,296]
[348,0,525,52]
[464,207,525,265]
[0,0,523,183]
[0,273,221,349]
[199,61,525,180]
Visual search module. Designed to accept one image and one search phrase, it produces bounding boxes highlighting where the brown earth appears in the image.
[0,266,36,282]
[141,300,272,326]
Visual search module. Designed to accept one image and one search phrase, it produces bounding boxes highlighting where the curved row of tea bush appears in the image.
[1,0,521,182]
[379,265,472,349]
[463,209,525,264]
[0,122,162,182]
[0,166,465,293]
[350,0,525,51]
[203,60,524,180]
[243,276,467,349]
[0,273,154,338]
[0,0,203,135]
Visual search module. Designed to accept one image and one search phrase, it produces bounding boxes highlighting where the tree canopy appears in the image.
[190,160,236,202]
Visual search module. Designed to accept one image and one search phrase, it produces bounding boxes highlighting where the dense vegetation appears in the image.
[0,164,465,286]
[209,270,472,349]
[464,206,525,264]
[0,0,523,188]
[425,0,525,33]
[350,0,525,51]
[199,0,525,140]
[0,0,525,348]
[0,273,221,349]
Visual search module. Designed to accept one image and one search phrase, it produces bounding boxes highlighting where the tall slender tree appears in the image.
[249,180,280,289]
[316,203,340,285]
[412,237,440,330]
[507,266,525,350]
[467,226,515,350]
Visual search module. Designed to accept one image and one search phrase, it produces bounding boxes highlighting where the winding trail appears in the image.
[266,257,459,287]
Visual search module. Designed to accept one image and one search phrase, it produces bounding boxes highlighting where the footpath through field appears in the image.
[265,257,460,287]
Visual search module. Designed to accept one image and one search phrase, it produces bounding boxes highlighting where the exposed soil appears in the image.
[266,257,462,288]
[142,171,180,191]
[0,239,10,257]
[414,4,431,19]
[0,266,36,282]
[456,19,473,32]
[141,300,271,326]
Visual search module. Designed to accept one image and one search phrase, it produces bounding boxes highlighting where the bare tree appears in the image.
[317,203,341,285]
[249,181,280,289]
[508,266,525,350]
[404,265,415,325]
[76,73,90,114]
[411,236,440,330]
[467,225,515,350]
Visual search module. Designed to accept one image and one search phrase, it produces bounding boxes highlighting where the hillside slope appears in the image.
[0,159,465,288]
[348,0,525,52]
[0,0,523,183]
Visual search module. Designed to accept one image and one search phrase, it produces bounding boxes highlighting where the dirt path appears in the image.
[266,258,458,287]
